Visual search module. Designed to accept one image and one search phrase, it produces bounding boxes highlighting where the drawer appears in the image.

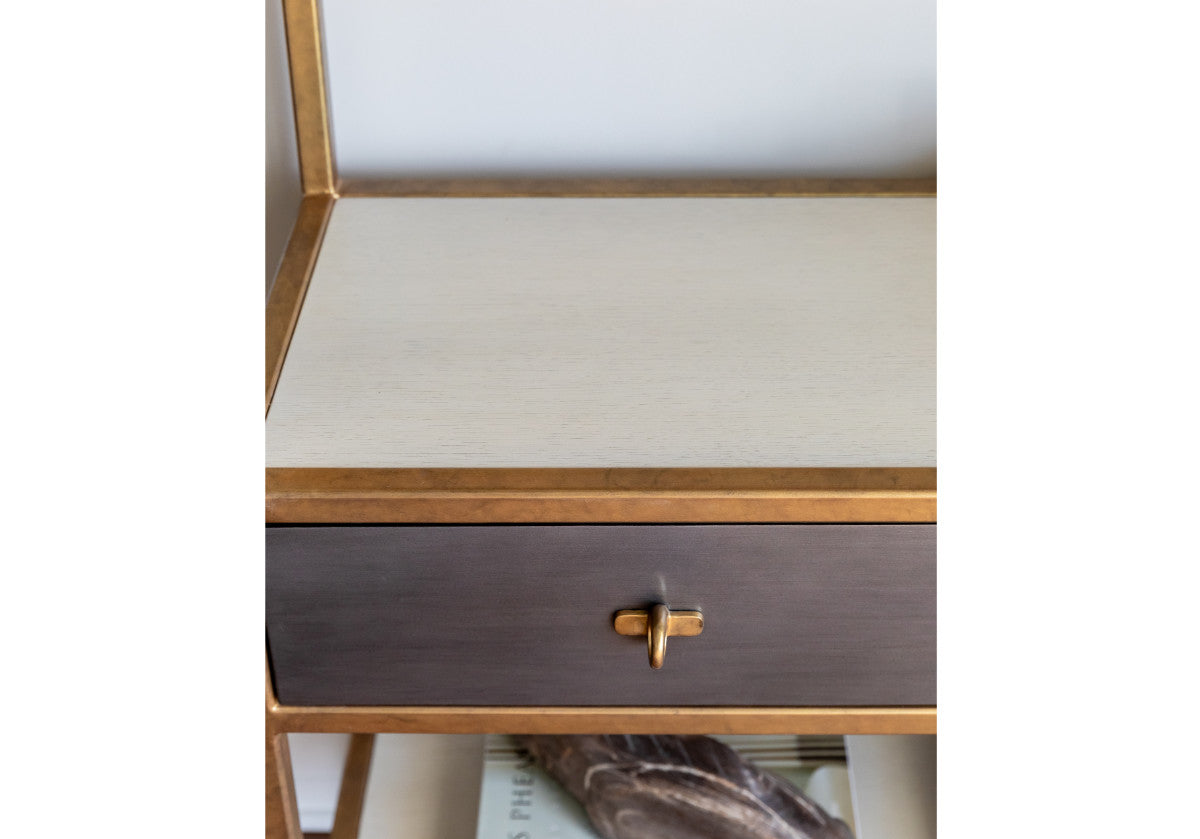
[266,524,935,707]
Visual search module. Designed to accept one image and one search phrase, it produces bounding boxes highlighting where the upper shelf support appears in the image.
[282,0,336,195]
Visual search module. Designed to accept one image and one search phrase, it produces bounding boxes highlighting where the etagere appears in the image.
[266,2,936,836]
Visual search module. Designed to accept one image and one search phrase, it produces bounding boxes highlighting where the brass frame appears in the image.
[267,3,936,836]
[269,703,936,737]
[264,194,333,412]
[266,665,303,839]
[337,176,936,197]
[281,0,335,194]
[329,735,375,839]
[266,467,935,523]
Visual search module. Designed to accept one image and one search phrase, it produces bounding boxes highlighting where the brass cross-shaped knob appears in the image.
[613,604,704,669]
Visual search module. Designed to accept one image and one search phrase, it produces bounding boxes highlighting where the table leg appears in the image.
[267,731,303,839]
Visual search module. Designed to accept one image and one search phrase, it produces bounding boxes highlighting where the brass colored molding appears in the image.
[268,703,936,736]
[265,194,334,413]
[267,467,935,492]
[264,490,937,524]
[337,176,936,198]
[282,0,336,194]
[266,467,936,523]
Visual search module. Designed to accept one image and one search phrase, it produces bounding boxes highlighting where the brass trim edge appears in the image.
[265,193,335,413]
[267,704,936,735]
[265,489,936,523]
[267,467,935,492]
[265,467,936,523]
[336,177,936,198]
[282,0,336,194]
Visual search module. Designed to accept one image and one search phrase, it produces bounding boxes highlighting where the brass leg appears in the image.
[267,731,303,839]
[330,734,376,839]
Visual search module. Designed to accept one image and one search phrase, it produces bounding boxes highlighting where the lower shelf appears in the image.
[319,733,934,839]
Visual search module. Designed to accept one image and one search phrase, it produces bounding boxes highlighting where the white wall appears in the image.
[288,733,351,833]
[322,0,935,178]
[266,0,303,296]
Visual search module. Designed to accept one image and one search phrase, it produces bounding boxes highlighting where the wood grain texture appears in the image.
[265,194,335,411]
[281,0,334,194]
[329,735,374,839]
[268,705,935,736]
[266,197,935,468]
[266,525,935,707]
[337,177,936,197]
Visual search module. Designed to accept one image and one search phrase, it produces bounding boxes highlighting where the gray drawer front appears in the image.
[267,525,935,707]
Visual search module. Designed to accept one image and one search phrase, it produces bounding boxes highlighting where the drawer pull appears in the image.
[613,604,703,669]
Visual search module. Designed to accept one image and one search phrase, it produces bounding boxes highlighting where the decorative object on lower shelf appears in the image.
[476,734,854,839]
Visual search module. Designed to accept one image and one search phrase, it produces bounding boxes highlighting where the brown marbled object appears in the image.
[517,735,854,839]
